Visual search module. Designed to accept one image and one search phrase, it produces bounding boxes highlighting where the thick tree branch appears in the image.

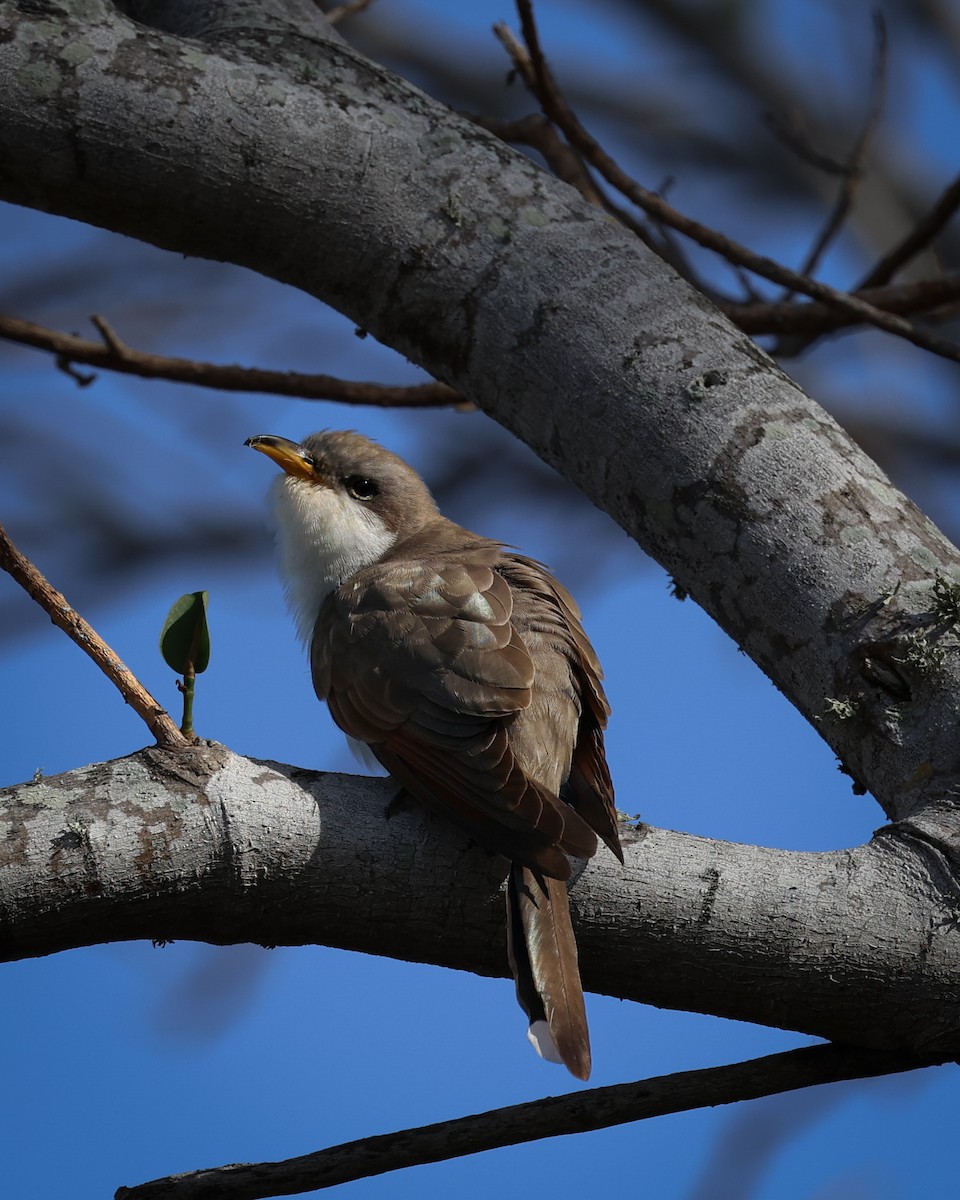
[115,1044,948,1199]
[3,748,960,1056]
[0,313,460,406]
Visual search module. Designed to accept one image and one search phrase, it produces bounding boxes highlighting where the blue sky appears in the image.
[2,2,957,1198]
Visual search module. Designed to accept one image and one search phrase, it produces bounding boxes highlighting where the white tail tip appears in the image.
[527,1020,563,1065]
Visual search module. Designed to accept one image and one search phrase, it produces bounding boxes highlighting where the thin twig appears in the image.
[322,0,377,25]
[502,2,960,365]
[791,12,888,286]
[0,314,463,408]
[765,110,852,176]
[770,12,888,356]
[490,24,709,290]
[91,313,128,356]
[723,273,960,336]
[115,1044,945,1199]
[0,522,188,749]
[858,172,960,289]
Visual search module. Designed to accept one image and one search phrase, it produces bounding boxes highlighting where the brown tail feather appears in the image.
[505,865,591,1081]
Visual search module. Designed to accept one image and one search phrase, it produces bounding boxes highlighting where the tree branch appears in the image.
[721,274,960,336]
[858,171,960,289]
[3,749,960,1056]
[0,313,461,407]
[115,1044,947,1199]
[322,0,377,26]
[503,1,960,364]
[3,4,959,1194]
[788,12,888,288]
[0,522,187,749]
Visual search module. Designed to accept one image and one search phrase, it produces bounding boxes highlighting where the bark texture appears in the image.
[3,747,959,1054]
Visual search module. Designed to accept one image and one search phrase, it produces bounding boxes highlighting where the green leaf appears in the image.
[159,591,210,675]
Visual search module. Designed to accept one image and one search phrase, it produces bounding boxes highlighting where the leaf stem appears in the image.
[180,663,196,738]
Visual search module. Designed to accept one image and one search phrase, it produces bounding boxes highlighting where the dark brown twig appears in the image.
[0,314,462,408]
[0,522,187,749]
[502,2,960,365]
[481,32,605,206]
[791,12,888,286]
[115,1044,945,1199]
[91,313,128,356]
[858,172,960,289]
[724,273,960,336]
[322,0,376,25]
[765,110,853,176]
[489,25,706,287]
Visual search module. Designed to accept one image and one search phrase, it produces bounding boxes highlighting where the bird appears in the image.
[246,429,621,1079]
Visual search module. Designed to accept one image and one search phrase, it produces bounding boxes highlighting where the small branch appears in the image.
[91,313,129,357]
[791,12,888,286]
[323,0,377,25]
[723,273,960,336]
[858,171,960,289]
[478,34,604,210]
[0,314,463,408]
[115,1044,946,1199]
[765,110,853,176]
[0,522,187,749]
[502,2,960,365]
[487,27,707,287]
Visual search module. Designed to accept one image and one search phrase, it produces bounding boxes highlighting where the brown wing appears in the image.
[310,542,600,878]
[500,554,622,863]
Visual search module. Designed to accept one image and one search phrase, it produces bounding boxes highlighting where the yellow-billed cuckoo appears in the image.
[246,430,621,1079]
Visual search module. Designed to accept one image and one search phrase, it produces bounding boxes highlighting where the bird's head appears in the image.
[246,430,439,640]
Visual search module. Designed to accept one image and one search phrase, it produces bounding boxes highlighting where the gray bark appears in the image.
[2,746,959,1054]
[3,1,960,1055]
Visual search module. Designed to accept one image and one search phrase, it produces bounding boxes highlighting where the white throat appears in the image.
[270,476,396,643]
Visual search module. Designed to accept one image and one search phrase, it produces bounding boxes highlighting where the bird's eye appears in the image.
[345,475,379,501]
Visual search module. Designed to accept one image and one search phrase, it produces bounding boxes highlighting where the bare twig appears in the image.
[764,110,853,176]
[0,314,463,408]
[0,523,188,749]
[858,172,960,289]
[115,1044,944,1199]
[91,313,128,356]
[321,0,377,25]
[723,273,960,336]
[501,2,960,365]
[791,12,888,285]
[489,25,709,289]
